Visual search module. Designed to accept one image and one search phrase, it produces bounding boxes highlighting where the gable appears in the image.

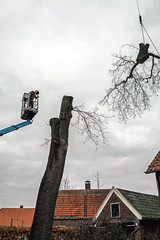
[97,192,138,221]
[93,187,142,221]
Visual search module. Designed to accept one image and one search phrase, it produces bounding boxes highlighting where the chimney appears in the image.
[85,180,91,190]
[20,205,23,208]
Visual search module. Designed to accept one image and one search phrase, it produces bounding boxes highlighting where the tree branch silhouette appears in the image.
[100,44,160,122]
[72,104,108,148]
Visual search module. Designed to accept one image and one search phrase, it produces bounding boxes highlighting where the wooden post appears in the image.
[156,171,160,200]
[29,96,73,240]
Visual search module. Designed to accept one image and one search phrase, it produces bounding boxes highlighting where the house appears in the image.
[1,185,160,239]
[0,181,109,228]
[53,180,109,227]
[1,152,160,240]
[93,186,160,240]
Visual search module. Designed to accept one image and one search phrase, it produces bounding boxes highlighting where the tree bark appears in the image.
[29,96,73,240]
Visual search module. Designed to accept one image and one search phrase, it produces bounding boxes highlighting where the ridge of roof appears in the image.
[0,208,34,210]
[117,188,157,198]
[58,189,110,194]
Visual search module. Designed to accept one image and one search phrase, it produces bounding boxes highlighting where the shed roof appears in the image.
[145,151,160,174]
[118,189,160,219]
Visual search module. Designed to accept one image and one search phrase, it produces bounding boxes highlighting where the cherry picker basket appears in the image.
[21,92,39,120]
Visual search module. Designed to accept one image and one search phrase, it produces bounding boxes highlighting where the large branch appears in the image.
[148,52,160,59]
[100,44,160,121]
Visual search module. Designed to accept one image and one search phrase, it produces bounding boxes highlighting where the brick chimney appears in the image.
[145,151,160,200]
[85,180,91,190]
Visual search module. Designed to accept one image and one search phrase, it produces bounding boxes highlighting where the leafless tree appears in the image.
[60,176,77,190]
[60,176,71,190]
[29,96,108,240]
[94,172,105,189]
[100,44,160,122]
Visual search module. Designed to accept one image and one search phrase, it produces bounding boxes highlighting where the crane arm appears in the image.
[0,120,32,136]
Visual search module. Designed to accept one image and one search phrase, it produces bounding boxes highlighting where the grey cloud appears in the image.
[0,0,160,208]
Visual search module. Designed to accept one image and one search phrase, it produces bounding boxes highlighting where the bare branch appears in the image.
[149,52,160,59]
[72,104,108,149]
[100,44,160,122]
[42,104,109,149]
[40,137,51,147]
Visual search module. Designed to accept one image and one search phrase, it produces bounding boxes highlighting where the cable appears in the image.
[135,0,145,43]
[142,24,160,56]
[135,0,160,56]
[135,0,141,15]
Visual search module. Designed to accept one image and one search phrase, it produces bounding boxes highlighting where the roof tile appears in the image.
[0,189,109,227]
[55,189,109,218]
[118,189,160,219]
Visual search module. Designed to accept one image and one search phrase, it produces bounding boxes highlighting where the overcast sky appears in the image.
[0,0,160,208]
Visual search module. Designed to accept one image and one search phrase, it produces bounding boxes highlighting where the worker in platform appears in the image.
[29,90,39,108]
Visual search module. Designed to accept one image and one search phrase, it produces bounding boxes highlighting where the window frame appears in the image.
[110,202,120,218]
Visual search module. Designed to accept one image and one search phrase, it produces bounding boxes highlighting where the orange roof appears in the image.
[145,151,160,174]
[0,208,34,227]
[0,189,109,227]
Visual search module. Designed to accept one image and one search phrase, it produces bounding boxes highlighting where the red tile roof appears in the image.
[0,189,109,227]
[145,151,160,174]
[55,189,109,218]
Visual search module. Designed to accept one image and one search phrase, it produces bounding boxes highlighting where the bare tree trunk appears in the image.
[29,96,73,240]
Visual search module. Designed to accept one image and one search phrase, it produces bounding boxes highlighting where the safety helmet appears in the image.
[35,90,39,94]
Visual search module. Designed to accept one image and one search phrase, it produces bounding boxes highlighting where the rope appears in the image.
[141,24,160,56]
[136,0,145,43]
[135,0,160,56]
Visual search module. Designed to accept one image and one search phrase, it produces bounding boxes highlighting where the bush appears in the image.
[0,226,80,240]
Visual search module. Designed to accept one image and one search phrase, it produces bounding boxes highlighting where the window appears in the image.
[59,215,75,219]
[110,203,120,218]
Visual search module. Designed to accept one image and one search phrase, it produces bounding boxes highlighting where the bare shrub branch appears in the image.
[100,44,160,122]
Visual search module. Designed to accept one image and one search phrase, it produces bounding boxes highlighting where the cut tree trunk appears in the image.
[29,96,73,240]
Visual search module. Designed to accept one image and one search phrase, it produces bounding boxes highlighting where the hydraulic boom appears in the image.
[0,120,32,136]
